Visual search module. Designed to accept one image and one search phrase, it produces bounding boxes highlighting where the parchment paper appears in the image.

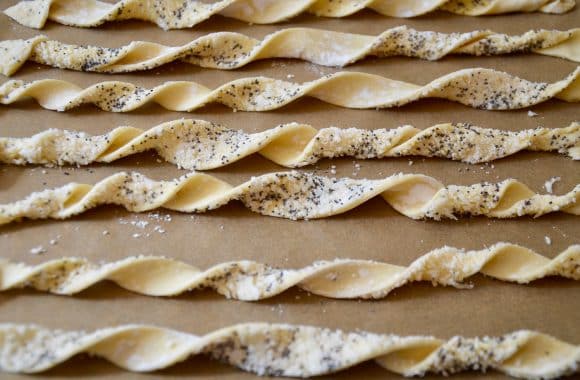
[0,1,578,379]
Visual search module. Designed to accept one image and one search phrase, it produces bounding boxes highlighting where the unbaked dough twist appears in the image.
[0,323,578,378]
[4,0,576,30]
[0,171,578,224]
[1,120,578,169]
[1,243,577,299]
[1,28,579,76]
[1,68,578,111]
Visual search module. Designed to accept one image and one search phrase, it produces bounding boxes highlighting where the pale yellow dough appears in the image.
[1,120,578,168]
[0,323,578,379]
[0,68,579,111]
[0,171,578,224]
[2,2,578,379]
[1,243,577,299]
[0,27,578,76]
[3,0,575,29]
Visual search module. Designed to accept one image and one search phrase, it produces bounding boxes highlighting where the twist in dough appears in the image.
[0,323,578,378]
[1,120,578,169]
[2,243,577,299]
[1,68,578,112]
[0,171,578,224]
[1,28,578,76]
[4,0,575,29]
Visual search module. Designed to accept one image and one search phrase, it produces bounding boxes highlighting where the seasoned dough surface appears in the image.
[0,171,578,224]
[0,323,578,379]
[1,120,578,168]
[4,0,575,29]
[0,27,578,75]
[2,243,577,299]
[1,68,578,111]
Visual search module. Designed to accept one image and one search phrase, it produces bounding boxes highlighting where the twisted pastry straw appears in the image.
[1,28,579,76]
[1,67,579,112]
[1,120,579,169]
[0,171,578,224]
[0,323,578,378]
[1,243,578,300]
[4,0,575,30]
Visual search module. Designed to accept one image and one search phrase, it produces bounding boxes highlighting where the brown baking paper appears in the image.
[0,1,578,379]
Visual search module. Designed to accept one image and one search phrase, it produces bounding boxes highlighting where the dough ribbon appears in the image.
[4,0,575,29]
[0,171,578,224]
[0,323,578,378]
[1,243,577,299]
[1,67,578,111]
[1,120,578,168]
[1,27,578,76]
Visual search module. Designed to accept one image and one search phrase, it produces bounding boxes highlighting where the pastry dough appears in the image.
[1,28,578,75]
[0,171,578,224]
[1,67,579,111]
[0,323,577,379]
[1,243,577,299]
[1,120,578,168]
[4,0,575,29]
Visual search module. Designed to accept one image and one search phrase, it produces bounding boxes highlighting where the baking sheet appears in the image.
[0,1,579,379]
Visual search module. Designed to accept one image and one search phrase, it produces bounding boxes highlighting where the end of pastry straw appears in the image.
[4,0,51,29]
[0,36,47,76]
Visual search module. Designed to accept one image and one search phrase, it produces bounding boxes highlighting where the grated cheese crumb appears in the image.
[544,236,552,245]
[29,246,46,255]
[544,177,561,194]
[132,220,149,229]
